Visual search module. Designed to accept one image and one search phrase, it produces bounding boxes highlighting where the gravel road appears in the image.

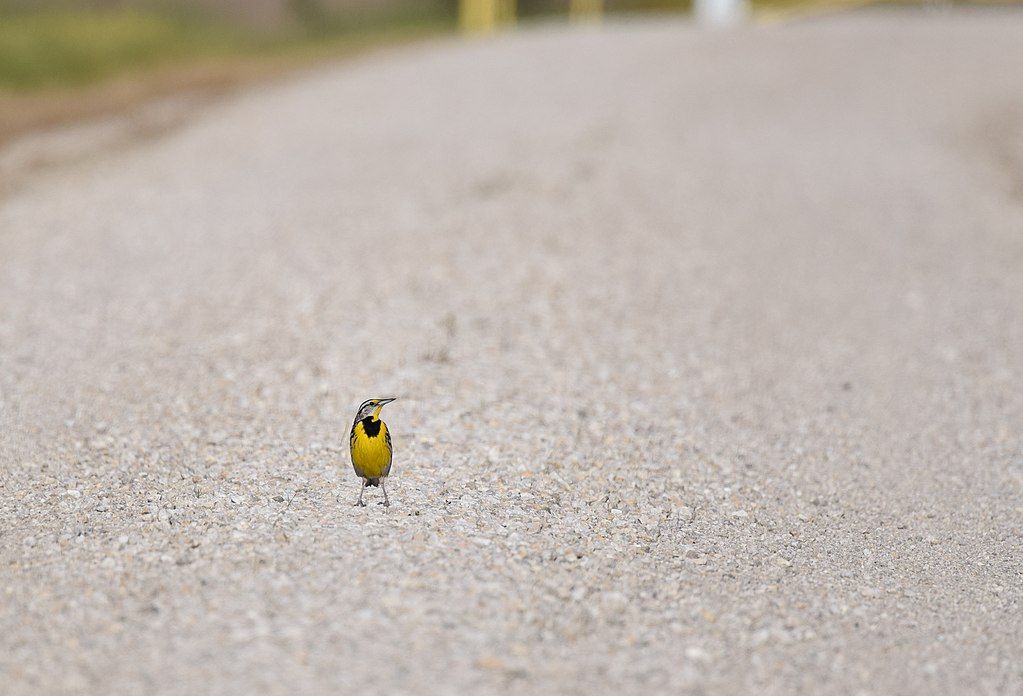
[2,10,1022,694]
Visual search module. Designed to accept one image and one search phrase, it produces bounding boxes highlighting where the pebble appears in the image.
[475,656,506,671]
[685,646,710,662]
[601,592,629,614]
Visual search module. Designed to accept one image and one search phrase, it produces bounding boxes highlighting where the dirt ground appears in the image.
[1,10,1022,694]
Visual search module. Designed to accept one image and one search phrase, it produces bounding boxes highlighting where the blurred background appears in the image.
[4,0,1019,145]
[0,1,688,90]
[0,0,702,145]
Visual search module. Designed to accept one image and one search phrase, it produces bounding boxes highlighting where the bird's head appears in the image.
[355,397,396,422]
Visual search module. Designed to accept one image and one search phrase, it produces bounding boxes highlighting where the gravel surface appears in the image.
[2,10,1022,694]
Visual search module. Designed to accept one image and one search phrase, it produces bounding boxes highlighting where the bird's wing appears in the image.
[383,423,394,476]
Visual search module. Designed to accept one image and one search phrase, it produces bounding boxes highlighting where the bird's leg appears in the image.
[354,479,366,507]
[380,481,390,507]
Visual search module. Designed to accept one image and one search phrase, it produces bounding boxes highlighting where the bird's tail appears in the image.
[366,478,380,487]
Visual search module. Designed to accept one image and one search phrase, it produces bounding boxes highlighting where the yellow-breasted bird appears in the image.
[349,397,396,506]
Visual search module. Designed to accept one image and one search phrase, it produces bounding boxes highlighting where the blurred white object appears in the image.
[695,0,748,26]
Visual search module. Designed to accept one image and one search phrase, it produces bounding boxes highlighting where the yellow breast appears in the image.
[350,420,392,479]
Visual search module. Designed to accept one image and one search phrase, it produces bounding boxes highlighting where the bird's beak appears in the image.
[380,397,397,405]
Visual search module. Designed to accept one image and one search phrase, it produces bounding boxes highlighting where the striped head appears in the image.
[354,397,396,423]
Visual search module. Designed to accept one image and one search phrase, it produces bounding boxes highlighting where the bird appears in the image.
[348,397,396,507]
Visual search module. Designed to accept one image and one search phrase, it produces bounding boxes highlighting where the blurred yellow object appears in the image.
[500,0,518,25]
[755,0,874,24]
[459,0,517,33]
[570,0,604,21]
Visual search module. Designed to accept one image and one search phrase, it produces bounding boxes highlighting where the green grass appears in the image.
[0,5,457,94]
[0,9,260,92]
